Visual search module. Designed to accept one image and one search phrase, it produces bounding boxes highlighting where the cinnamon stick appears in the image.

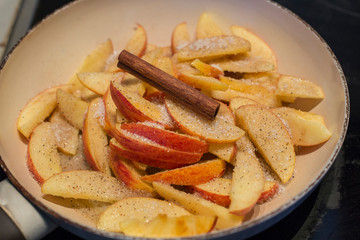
[117,50,220,120]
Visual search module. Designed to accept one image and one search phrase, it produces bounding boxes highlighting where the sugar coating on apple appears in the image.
[171,22,190,54]
[41,170,150,202]
[165,97,244,143]
[97,197,190,232]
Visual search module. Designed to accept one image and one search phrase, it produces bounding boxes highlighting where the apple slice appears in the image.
[118,214,216,238]
[103,88,128,137]
[231,25,277,69]
[141,159,226,185]
[97,197,191,232]
[190,59,224,78]
[153,182,243,230]
[235,105,296,183]
[229,97,261,112]
[56,89,89,129]
[110,153,154,193]
[41,170,147,202]
[176,35,250,62]
[17,84,70,139]
[229,135,265,215]
[77,72,123,95]
[82,97,111,175]
[171,22,190,54]
[120,122,208,153]
[49,109,79,156]
[177,72,228,91]
[210,55,274,73]
[124,24,147,57]
[111,126,203,164]
[109,138,186,169]
[110,76,174,128]
[67,39,113,98]
[272,107,332,146]
[196,13,224,39]
[190,178,231,207]
[27,122,62,184]
[276,75,325,103]
[208,143,236,163]
[165,97,244,143]
[191,178,279,207]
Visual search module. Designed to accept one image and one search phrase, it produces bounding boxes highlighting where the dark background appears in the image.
[1,0,359,239]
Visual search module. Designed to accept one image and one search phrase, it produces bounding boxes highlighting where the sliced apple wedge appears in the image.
[124,24,147,57]
[210,55,274,73]
[109,138,186,169]
[110,76,173,128]
[177,72,228,91]
[229,97,261,112]
[56,89,89,129]
[110,153,154,193]
[112,126,203,164]
[177,35,250,62]
[27,122,62,184]
[196,13,224,39]
[276,75,325,103]
[77,72,123,95]
[190,178,231,207]
[231,25,277,69]
[41,170,147,202]
[119,214,216,238]
[190,59,224,78]
[165,97,244,143]
[97,197,191,232]
[103,87,126,136]
[82,98,111,175]
[258,181,279,203]
[49,109,79,156]
[235,105,296,183]
[141,159,226,185]
[171,22,190,54]
[272,107,332,146]
[120,122,208,153]
[208,143,236,163]
[153,182,243,230]
[229,135,265,215]
[17,84,70,139]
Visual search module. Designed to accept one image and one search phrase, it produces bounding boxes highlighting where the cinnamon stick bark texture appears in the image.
[117,50,220,120]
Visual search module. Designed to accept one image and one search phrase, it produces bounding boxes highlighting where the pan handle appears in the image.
[0,179,57,240]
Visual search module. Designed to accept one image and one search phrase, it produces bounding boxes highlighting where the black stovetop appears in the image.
[1,0,359,239]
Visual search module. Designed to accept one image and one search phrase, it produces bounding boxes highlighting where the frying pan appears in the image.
[0,0,349,239]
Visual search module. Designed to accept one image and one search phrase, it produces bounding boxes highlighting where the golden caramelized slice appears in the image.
[41,170,143,202]
[171,22,190,54]
[177,72,228,91]
[231,25,277,69]
[77,72,123,95]
[118,214,216,238]
[272,107,332,146]
[230,135,265,215]
[153,182,243,230]
[27,122,62,184]
[125,24,147,57]
[17,84,70,139]
[49,109,79,156]
[97,197,190,232]
[82,98,111,175]
[177,35,250,62]
[165,97,244,143]
[196,13,224,39]
[141,159,226,185]
[229,97,261,112]
[235,105,295,183]
[276,75,325,103]
[191,59,224,78]
[56,89,89,129]
[208,143,236,163]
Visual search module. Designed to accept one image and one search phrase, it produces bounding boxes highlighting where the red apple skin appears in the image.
[109,139,186,169]
[188,186,231,207]
[120,123,209,153]
[111,127,203,164]
[258,182,279,203]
